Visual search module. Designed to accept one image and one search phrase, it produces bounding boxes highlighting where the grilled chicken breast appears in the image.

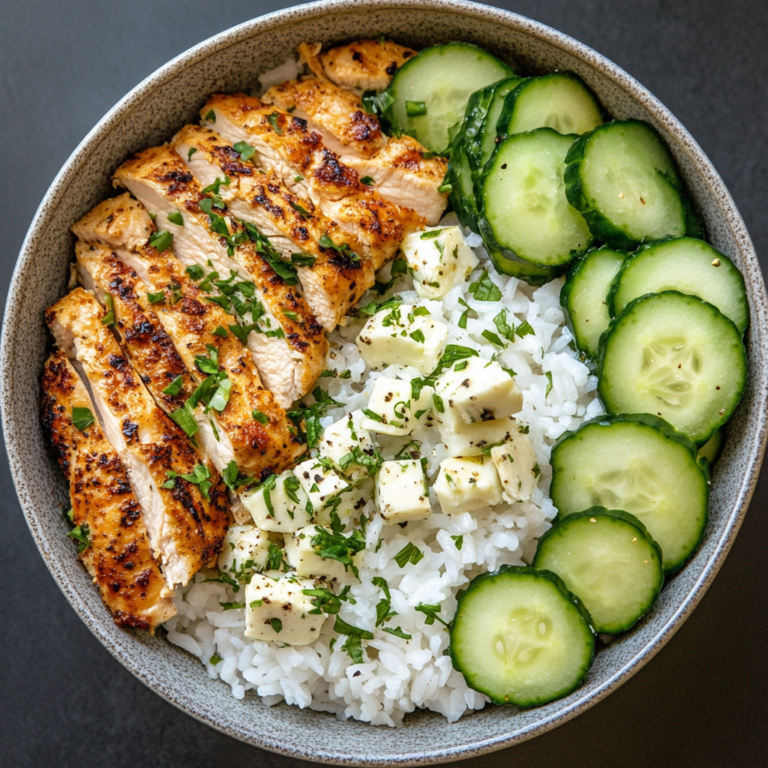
[298,40,417,92]
[46,289,229,592]
[174,125,375,330]
[113,145,327,406]
[41,351,176,630]
[201,94,425,270]
[263,79,448,224]
[72,196,304,483]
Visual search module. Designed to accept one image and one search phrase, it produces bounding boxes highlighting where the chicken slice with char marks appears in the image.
[46,289,228,592]
[73,195,304,486]
[114,146,327,407]
[41,351,176,630]
[173,125,375,330]
[201,94,425,270]
[263,78,448,225]
[298,40,417,93]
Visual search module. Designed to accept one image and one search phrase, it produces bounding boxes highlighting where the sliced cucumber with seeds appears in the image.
[550,414,709,573]
[609,237,749,334]
[565,120,704,250]
[561,246,626,358]
[697,428,723,468]
[497,72,603,138]
[533,508,664,634]
[466,76,524,176]
[385,43,514,153]
[598,291,747,444]
[450,566,594,707]
[479,128,593,267]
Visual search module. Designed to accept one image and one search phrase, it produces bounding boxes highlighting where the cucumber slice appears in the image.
[697,428,723,468]
[609,237,749,334]
[497,72,603,138]
[447,135,479,230]
[550,414,709,573]
[479,128,593,267]
[466,76,524,176]
[385,43,514,153]
[450,566,594,707]
[565,120,704,250]
[533,508,664,634]
[487,246,563,287]
[561,247,627,358]
[598,291,747,444]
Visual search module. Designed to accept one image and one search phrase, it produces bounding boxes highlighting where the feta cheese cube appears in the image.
[438,413,517,457]
[402,226,479,300]
[360,377,433,436]
[217,525,271,574]
[244,573,327,645]
[242,471,312,532]
[356,304,448,374]
[319,410,378,483]
[293,458,350,511]
[437,356,523,424]
[285,525,362,581]
[376,459,432,525]
[434,455,503,515]
[491,430,540,503]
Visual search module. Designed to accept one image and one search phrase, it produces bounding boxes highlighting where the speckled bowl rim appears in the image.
[3,0,766,764]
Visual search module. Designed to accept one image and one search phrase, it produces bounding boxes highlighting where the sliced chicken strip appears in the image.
[298,40,417,93]
[263,78,448,224]
[41,351,176,630]
[264,77,386,159]
[114,145,327,406]
[73,197,304,482]
[201,94,425,270]
[174,125,375,330]
[75,241,195,414]
[45,289,229,592]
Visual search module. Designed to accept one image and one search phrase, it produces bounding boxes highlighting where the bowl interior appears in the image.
[3,1,766,764]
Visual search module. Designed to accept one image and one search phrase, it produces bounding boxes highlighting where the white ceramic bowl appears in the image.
[3,1,767,764]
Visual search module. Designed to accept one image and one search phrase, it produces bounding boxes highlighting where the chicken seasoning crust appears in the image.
[40,34,735,730]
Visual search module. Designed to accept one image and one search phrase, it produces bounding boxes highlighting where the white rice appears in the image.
[164,214,602,726]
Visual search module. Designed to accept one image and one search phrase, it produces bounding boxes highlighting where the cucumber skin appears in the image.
[550,413,710,574]
[533,507,664,634]
[477,127,592,271]
[450,565,595,707]
[596,291,748,444]
[564,120,705,250]
[384,42,514,152]
[606,236,750,333]
[486,245,564,286]
[495,71,605,139]
[697,429,724,468]
[560,246,628,358]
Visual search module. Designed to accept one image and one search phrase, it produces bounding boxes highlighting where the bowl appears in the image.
[3,0,767,764]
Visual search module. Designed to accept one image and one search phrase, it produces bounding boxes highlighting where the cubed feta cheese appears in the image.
[437,413,517,457]
[242,471,312,532]
[376,459,432,525]
[293,458,350,510]
[319,410,379,482]
[437,356,523,424]
[491,430,540,503]
[402,226,479,300]
[217,525,271,574]
[356,304,448,374]
[285,525,362,581]
[244,573,327,645]
[360,377,433,436]
[434,455,503,514]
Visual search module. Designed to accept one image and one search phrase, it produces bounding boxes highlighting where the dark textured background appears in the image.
[2,1,767,765]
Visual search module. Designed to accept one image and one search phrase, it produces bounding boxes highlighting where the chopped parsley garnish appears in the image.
[415,603,450,627]
[394,440,421,460]
[194,344,220,375]
[266,112,283,135]
[209,654,222,665]
[545,371,553,398]
[383,627,412,639]
[71,407,95,432]
[290,252,316,268]
[204,572,240,592]
[481,329,506,348]
[360,176,375,186]
[167,210,184,226]
[252,409,270,424]
[468,270,502,302]
[148,229,174,252]
[338,445,383,475]
[66,522,91,554]
[318,232,359,261]
[186,263,205,281]
[457,297,476,329]
[451,535,464,550]
[219,601,245,611]
[405,100,427,117]
[201,176,231,208]
[188,147,198,161]
[302,585,354,615]
[204,109,216,123]
[100,293,116,327]
[283,310,299,321]
[162,375,184,396]
[361,89,395,120]
[233,141,256,162]
[437,179,452,194]
[289,200,310,218]
[394,542,424,568]
[362,408,383,423]
[147,290,165,304]
[432,393,445,413]
[409,329,425,344]
[334,616,373,663]
[169,406,198,438]
[212,325,228,338]
[270,618,283,633]
[311,526,366,578]
[164,463,213,501]
[222,461,254,491]
[420,229,442,240]
[263,541,282,571]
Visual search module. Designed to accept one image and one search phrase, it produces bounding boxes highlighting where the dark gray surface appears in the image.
[1,0,766,765]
